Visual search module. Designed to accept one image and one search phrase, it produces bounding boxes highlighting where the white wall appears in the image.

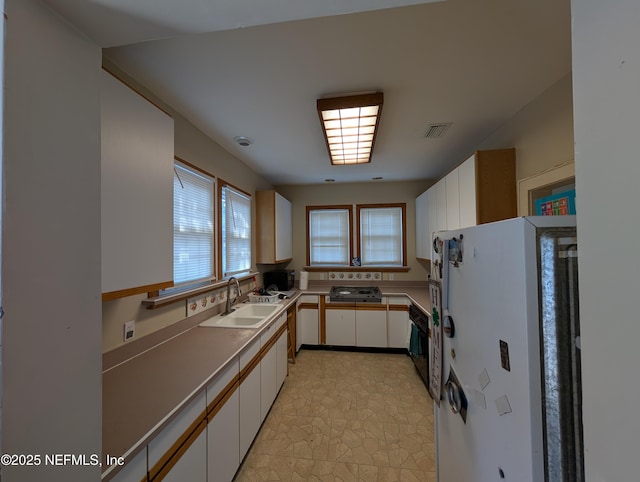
[479,73,574,181]
[571,2,640,481]
[2,0,102,480]
[275,180,432,283]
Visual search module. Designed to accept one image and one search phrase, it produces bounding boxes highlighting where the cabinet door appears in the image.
[388,296,410,349]
[297,296,319,347]
[325,306,356,346]
[101,70,174,298]
[162,430,207,482]
[415,190,428,259]
[206,361,240,482]
[208,390,240,482]
[445,169,460,230]
[276,330,288,390]
[355,305,387,347]
[148,390,207,481]
[427,186,437,261]
[275,192,292,262]
[239,339,261,460]
[458,154,477,228]
[435,178,448,233]
[110,448,147,482]
[260,343,277,421]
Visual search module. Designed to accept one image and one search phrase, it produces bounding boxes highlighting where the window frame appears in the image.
[356,203,407,267]
[306,205,354,266]
[218,180,253,280]
[171,157,217,289]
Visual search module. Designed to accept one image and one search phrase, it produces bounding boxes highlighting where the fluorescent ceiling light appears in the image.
[317,93,383,165]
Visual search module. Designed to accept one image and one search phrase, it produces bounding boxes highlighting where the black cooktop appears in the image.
[329,286,382,303]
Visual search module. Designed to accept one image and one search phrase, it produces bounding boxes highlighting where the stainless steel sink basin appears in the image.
[199,303,281,329]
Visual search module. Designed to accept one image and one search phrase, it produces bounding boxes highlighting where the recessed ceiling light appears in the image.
[324,178,336,183]
[234,136,254,147]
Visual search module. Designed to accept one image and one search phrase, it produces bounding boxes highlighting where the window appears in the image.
[220,183,252,278]
[173,161,215,285]
[357,204,406,266]
[307,206,353,266]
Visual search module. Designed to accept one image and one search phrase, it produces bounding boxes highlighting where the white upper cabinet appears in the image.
[458,154,478,228]
[101,70,174,300]
[445,169,460,230]
[415,190,428,260]
[415,148,516,261]
[256,190,293,264]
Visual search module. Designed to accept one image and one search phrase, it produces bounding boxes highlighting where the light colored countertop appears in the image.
[102,282,430,478]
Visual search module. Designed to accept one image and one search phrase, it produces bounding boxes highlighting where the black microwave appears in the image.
[263,270,295,291]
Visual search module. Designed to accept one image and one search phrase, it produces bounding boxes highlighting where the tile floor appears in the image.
[235,349,437,481]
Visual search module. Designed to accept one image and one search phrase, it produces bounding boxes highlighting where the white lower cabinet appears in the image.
[325,304,356,346]
[387,296,410,349]
[355,305,388,347]
[109,447,147,482]
[147,391,207,481]
[297,295,319,348]
[261,313,288,420]
[162,430,207,482]
[260,342,278,421]
[207,360,240,482]
[239,338,262,460]
[276,328,288,389]
[208,390,239,482]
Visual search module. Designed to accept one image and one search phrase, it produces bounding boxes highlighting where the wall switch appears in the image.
[124,320,135,342]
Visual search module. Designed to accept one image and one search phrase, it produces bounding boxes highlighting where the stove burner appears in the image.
[329,286,382,303]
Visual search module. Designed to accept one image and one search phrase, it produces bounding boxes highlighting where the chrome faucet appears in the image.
[223,277,241,315]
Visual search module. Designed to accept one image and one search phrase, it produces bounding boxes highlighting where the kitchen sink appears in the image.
[199,303,281,329]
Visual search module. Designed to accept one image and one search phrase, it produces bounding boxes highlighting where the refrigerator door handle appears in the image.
[447,380,462,414]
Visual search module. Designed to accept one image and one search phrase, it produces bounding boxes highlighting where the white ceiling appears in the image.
[44,0,572,185]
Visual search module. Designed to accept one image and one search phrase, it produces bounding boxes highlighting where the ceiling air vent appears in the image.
[424,122,452,139]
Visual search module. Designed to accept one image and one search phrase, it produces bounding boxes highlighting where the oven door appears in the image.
[409,320,430,389]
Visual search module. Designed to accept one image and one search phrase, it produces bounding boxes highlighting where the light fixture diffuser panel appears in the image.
[317,92,383,165]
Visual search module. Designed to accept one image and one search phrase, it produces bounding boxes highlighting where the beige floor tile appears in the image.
[235,349,436,481]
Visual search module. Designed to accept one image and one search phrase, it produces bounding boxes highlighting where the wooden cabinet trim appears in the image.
[102,280,173,302]
[389,304,410,312]
[297,302,319,311]
[148,411,207,481]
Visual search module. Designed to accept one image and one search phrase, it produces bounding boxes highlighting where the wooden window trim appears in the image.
[306,205,354,266]
[356,203,407,267]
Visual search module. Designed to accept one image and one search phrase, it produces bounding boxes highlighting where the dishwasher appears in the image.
[409,303,430,389]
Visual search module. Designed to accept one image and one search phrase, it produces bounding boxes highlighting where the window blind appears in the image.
[222,185,251,278]
[173,163,215,285]
[360,206,403,266]
[309,209,350,265]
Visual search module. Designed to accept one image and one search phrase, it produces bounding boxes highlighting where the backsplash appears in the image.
[186,278,258,317]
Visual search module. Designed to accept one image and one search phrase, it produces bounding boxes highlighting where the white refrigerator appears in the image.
[432,217,583,482]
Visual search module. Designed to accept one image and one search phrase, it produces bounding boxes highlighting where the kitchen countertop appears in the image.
[102,295,298,479]
[301,281,432,314]
[102,282,430,479]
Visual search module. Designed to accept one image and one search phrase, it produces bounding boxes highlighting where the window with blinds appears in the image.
[358,204,406,266]
[308,207,352,265]
[173,162,215,285]
[221,184,252,278]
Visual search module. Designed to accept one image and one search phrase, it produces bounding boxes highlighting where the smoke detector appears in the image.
[234,136,254,147]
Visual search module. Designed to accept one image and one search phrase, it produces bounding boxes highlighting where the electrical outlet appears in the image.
[124,320,135,342]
